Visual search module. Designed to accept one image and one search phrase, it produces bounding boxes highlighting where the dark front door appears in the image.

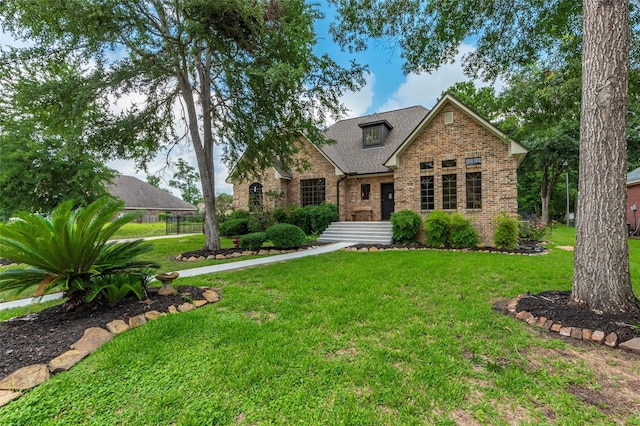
[381,183,395,220]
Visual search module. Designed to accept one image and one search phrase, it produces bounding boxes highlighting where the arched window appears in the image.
[249,182,263,208]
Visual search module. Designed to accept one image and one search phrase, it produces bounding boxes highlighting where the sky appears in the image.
[1,2,500,198]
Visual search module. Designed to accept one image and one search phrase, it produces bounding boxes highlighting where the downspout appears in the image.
[336,174,349,222]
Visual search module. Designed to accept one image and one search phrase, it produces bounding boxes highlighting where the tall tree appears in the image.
[1,0,364,250]
[169,158,202,205]
[331,0,639,313]
[571,1,638,312]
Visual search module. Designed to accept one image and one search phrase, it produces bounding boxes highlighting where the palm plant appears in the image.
[0,197,159,309]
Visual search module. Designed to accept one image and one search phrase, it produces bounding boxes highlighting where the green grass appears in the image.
[2,228,640,424]
[110,222,170,239]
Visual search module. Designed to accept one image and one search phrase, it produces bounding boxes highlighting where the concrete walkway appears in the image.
[0,242,354,311]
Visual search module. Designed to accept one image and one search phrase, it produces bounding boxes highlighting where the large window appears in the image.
[249,182,263,207]
[420,176,434,210]
[466,172,482,209]
[442,174,457,209]
[301,178,325,206]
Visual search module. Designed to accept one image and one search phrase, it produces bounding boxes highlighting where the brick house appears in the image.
[627,167,640,235]
[229,94,527,245]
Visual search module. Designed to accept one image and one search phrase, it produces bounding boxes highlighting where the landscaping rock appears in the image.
[70,327,113,354]
[144,310,165,320]
[591,330,606,343]
[178,302,195,312]
[570,328,583,340]
[168,305,178,314]
[0,364,49,390]
[559,327,572,337]
[193,300,208,307]
[582,329,592,341]
[618,337,640,353]
[49,350,87,373]
[203,289,220,303]
[106,319,129,334]
[604,333,618,347]
[216,254,226,260]
[551,323,562,332]
[128,314,147,328]
[0,390,22,407]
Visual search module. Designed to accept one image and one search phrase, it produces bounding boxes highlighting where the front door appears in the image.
[381,183,395,220]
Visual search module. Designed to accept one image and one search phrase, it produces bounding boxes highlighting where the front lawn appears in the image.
[1,230,639,424]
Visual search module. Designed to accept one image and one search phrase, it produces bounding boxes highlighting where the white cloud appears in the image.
[378,44,503,111]
[338,73,375,121]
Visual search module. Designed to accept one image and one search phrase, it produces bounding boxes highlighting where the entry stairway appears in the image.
[317,221,393,245]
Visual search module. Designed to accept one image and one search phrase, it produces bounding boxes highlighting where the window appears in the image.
[442,159,457,168]
[420,161,434,170]
[361,184,371,200]
[465,157,482,166]
[301,178,325,206]
[363,126,381,147]
[249,182,263,207]
[442,174,457,209]
[466,172,482,209]
[420,176,434,210]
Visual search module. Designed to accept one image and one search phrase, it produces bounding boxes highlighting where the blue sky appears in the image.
[1,3,499,197]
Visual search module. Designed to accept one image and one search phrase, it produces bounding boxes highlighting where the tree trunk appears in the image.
[571,0,639,313]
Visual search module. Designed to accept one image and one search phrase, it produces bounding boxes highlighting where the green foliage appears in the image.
[168,158,202,205]
[229,209,250,220]
[239,232,267,251]
[449,212,479,248]
[266,223,306,249]
[308,203,338,234]
[218,218,249,237]
[424,210,452,248]
[215,193,234,223]
[158,212,170,222]
[0,197,159,307]
[493,213,520,250]
[519,219,549,242]
[85,274,148,307]
[390,209,422,245]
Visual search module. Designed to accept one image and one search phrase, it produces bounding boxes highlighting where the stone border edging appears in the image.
[341,246,548,256]
[176,245,327,262]
[506,295,640,354]
[0,288,221,408]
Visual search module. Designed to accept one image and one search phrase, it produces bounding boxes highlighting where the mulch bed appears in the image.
[515,290,640,343]
[347,241,546,255]
[0,286,206,378]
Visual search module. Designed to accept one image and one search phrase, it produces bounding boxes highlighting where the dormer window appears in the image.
[359,119,393,148]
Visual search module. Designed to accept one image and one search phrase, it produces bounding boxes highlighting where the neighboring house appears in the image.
[108,175,198,222]
[627,167,640,235]
[229,94,528,245]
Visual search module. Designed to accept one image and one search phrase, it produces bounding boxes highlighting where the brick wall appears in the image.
[394,101,520,245]
[232,136,340,211]
[627,183,640,233]
[342,175,394,221]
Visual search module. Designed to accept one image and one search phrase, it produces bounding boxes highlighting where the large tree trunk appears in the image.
[571,0,639,313]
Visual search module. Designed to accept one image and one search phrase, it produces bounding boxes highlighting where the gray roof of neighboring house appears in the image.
[321,105,430,175]
[628,167,640,186]
[107,175,197,211]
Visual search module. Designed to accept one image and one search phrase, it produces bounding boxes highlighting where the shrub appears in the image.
[219,218,249,237]
[0,197,159,309]
[239,232,267,251]
[390,209,422,244]
[288,206,312,235]
[449,212,479,248]
[493,213,519,250]
[266,223,306,249]
[229,209,250,220]
[424,210,451,247]
[519,219,548,242]
[158,212,170,222]
[309,203,338,234]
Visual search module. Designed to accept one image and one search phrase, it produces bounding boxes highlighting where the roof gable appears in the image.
[108,175,197,211]
[384,94,528,168]
[321,106,429,175]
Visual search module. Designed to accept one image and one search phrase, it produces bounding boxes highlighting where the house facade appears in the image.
[230,94,527,245]
[627,167,640,235]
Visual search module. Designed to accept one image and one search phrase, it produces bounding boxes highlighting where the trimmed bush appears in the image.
[239,232,267,251]
[424,210,451,247]
[266,223,306,249]
[229,209,250,220]
[309,203,338,234]
[449,212,479,248]
[493,213,519,250]
[219,218,249,237]
[390,209,422,244]
[288,206,312,235]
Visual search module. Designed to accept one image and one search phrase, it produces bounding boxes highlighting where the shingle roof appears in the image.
[321,106,430,175]
[107,175,197,211]
[628,167,640,186]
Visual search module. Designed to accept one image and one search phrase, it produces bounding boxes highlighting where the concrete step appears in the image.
[318,221,393,244]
